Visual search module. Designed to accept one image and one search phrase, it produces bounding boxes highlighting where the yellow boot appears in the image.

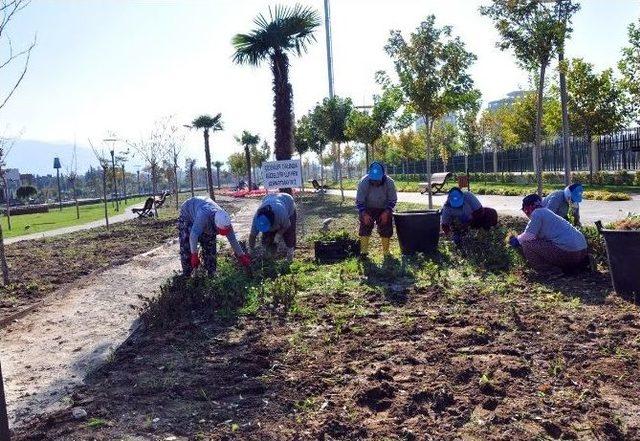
[360,236,370,255]
[381,237,391,256]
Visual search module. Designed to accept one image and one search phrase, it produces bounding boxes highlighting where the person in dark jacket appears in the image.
[543,183,583,226]
[441,187,498,244]
[355,161,397,256]
[248,192,297,261]
[178,196,251,276]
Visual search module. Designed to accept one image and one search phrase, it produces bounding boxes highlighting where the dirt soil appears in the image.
[2,197,257,429]
[15,257,640,439]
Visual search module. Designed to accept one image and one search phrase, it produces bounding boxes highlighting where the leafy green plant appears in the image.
[308,229,353,243]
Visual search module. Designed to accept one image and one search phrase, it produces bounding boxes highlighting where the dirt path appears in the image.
[0,197,258,427]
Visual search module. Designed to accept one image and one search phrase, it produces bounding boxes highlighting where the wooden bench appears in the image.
[311,179,328,193]
[419,172,453,194]
[153,190,170,209]
[132,197,155,218]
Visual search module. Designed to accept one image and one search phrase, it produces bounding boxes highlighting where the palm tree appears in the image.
[189,114,223,199]
[233,4,320,165]
[213,161,223,189]
[235,130,260,190]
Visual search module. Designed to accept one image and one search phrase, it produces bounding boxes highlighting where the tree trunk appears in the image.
[151,164,158,197]
[244,146,253,190]
[425,117,435,209]
[558,45,571,186]
[534,64,547,196]
[73,180,79,219]
[102,167,110,230]
[122,164,128,205]
[0,222,9,285]
[173,159,179,211]
[110,154,119,212]
[203,129,215,200]
[337,142,344,202]
[319,153,324,186]
[0,360,9,441]
[272,51,294,195]
[216,166,221,189]
[190,164,195,198]
[365,144,370,168]
[4,187,10,232]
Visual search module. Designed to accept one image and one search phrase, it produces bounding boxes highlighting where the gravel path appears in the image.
[1,198,259,427]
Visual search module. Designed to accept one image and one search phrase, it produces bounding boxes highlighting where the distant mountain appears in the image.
[5,140,99,175]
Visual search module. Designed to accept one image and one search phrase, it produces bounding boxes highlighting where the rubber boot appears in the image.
[360,236,370,255]
[381,237,390,256]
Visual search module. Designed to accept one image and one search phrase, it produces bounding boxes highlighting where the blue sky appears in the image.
[1,0,638,173]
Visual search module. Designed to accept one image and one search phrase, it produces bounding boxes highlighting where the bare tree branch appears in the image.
[0,33,35,111]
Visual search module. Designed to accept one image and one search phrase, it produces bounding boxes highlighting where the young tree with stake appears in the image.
[188,114,223,200]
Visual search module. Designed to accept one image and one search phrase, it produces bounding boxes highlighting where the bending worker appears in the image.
[178,196,251,276]
[441,187,498,244]
[249,192,297,261]
[543,183,583,226]
[509,194,589,274]
[356,161,397,256]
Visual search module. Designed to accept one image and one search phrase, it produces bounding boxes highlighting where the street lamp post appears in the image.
[53,157,62,211]
[121,163,127,205]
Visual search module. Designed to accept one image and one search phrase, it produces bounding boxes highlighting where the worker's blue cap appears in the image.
[256,214,272,233]
[448,187,464,208]
[569,183,583,203]
[368,163,384,181]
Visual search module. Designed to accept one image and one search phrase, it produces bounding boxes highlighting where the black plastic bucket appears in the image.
[314,238,360,263]
[596,221,640,301]
[393,210,441,255]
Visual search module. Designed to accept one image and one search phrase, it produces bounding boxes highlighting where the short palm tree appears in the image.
[235,131,260,190]
[190,114,223,199]
[213,161,223,189]
[233,4,320,163]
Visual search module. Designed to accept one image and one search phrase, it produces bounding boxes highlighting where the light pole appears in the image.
[323,0,335,98]
[103,138,119,212]
[53,157,62,211]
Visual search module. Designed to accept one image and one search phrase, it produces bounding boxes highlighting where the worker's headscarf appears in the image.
[521,193,542,217]
[447,187,464,208]
[214,210,232,236]
[255,205,274,233]
[564,183,584,204]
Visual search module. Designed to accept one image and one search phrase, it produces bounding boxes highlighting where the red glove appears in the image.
[190,253,200,269]
[238,254,251,267]
[361,211,373,226]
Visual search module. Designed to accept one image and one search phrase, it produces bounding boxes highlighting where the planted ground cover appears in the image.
[14,195,640,440]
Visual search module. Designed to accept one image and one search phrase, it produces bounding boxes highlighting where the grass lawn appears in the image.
[0,197,148,239]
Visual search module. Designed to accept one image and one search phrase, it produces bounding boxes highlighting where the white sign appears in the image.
[262,159,303,189]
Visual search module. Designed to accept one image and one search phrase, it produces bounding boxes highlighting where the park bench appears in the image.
[419,172,453,194]
[132,197,155,218]
[311,179,328,193]
[153,191,170,209]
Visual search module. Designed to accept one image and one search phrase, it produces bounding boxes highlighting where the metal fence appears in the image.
[384,127,640,176]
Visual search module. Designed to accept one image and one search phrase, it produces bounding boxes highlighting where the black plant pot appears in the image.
[596,221,640,302]
[393,210,441,255]
[314,238,361,263]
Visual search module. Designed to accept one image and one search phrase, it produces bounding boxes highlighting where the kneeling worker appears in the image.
[441,187,498,244]
[356,161,397,256]
[178,196,251,276]
[543,183,583,226]
[509,194,589,274]
[249,192,297,261]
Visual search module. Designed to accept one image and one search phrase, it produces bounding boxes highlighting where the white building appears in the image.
[487,90,531,110]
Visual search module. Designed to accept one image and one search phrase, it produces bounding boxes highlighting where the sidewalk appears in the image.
[327,190,640,225]
[5,202,145,245]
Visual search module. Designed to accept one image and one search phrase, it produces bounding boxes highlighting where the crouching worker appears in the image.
[178,196,251,276]
[356,161,397,256]
[441,187,498,245]
[508,194,589,274]
[543,183,583,226]
[248,192,297,261]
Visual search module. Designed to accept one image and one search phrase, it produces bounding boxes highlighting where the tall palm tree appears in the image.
[233,5,320,164]
[235,130,260,190]
[213,161,223,189]
[189,114,223,200]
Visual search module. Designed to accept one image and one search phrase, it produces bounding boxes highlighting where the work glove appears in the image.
[380,209,392,225]
[361,211,374,226]
[508,236,520,248]
[190,253,201,269]
[238,254,251,267]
